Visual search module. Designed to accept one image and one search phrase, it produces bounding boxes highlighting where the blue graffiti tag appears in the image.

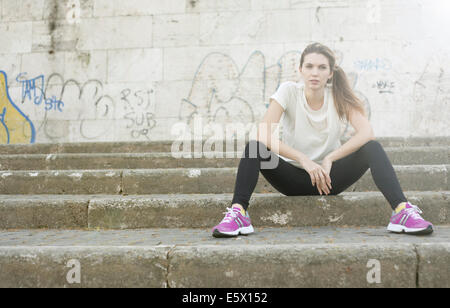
[354,58,392,71]
[16,73,45,105]
[45,96,65,112]
[16,72,64,112]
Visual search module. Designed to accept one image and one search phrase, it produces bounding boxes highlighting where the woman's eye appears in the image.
[306,65,327,69]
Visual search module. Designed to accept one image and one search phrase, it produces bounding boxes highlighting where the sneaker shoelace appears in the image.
[405,203,423,220]
[220,207,239,223]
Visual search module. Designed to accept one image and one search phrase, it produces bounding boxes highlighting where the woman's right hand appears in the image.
[299,157,331,195]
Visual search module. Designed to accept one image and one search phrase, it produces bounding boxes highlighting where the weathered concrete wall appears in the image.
[0,0,449,144]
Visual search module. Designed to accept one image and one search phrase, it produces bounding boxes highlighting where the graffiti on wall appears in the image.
[16,73,45,106]
[372,80,395,94]
[41,73,116,141]
[2,47,375,144]
[17,73,65,112]
[354,58,392,72]
[0,71,36,144]
[11,46,448,144]
[179,50,307,139]
[5,71,158,142]
[121,88,157,140]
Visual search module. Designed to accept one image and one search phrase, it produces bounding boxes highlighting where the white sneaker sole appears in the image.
[387,223,433,235]
[213,225,254,238]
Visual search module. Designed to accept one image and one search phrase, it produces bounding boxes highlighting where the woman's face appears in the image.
[299,53,333,90]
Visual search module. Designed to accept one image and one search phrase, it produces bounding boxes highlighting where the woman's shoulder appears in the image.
[276,81,303,96]
[278,80,302,89]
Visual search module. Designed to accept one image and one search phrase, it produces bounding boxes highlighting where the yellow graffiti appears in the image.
[0,71,36,144]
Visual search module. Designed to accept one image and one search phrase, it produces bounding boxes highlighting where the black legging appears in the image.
[231,140,407,211]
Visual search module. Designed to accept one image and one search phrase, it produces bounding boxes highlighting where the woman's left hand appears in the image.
[321,156,333,193]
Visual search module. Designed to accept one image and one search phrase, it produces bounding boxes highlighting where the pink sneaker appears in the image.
[387,202,433,235]
[212,207,254,238]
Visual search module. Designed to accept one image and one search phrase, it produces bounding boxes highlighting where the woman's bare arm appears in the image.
[325,107,375,162]
[256,98,309,164]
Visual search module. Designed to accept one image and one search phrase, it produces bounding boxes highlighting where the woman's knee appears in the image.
[360,139,382,153]
[357,140,385,163]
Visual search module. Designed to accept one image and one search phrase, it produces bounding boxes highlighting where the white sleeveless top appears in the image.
[269,81,343,168]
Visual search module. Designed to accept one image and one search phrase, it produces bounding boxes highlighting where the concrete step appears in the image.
[0,165,448,195]
[1,137,449,154]
[0,146,448,170]
[0,170,123,195]
[0,191,448,230]
[0,226,449,287]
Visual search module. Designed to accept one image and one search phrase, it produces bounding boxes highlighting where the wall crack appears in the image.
[165,245,177,288]
[119,170,124,195]
[413,244,420,288]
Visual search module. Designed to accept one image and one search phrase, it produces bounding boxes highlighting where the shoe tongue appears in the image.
[395,203,411,213]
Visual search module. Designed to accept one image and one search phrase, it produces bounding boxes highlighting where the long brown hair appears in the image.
[299,42,366,122]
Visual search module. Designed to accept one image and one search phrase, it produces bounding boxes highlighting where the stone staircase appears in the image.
[0,137,449,288]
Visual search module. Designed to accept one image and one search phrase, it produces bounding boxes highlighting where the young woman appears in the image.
[211,42,434,238]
